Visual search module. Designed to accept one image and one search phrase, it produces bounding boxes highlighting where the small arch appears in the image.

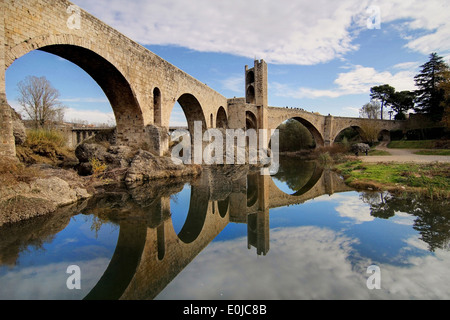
[157,224,165,260]
[246,111,258,131]
[218,198,229,218]
[378,129,391,142]
[247,173,259,208]
[216,106,228,129]
[210,113,214,128]
[246,85,256,104]
[246,71,255,85]
[153,87,162,126]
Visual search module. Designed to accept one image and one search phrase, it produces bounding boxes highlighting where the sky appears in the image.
[5,0,450,126]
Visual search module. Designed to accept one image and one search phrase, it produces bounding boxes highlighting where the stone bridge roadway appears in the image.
[1,0,409,161]
[79,166,353,300]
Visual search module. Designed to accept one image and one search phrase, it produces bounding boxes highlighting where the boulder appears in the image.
[125,149,201,183]
[75,143,108,163]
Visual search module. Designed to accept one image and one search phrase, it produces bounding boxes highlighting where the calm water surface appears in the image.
[0,159,449,300]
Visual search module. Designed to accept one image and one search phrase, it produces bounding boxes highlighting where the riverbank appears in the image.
[333,157,450,199]
[0,147,202,227]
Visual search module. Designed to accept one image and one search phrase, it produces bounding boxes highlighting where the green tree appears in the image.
[387,90,415,120]
[370,84,395,120]
[278,119,314,152]
[437,67,450,129]
[414,53,449,122]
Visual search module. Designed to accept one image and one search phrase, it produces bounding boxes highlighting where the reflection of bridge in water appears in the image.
[81,165,352,300]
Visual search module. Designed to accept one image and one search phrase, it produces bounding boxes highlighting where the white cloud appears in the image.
[72,0,450,66]
[73,0,368,65]
[0,258,111,300]
[378,0,450,56]
[59,98,109,103]
[273,64,417,99]
[221,75,244,94]
[156,225,450,300]
[64,108,116,125]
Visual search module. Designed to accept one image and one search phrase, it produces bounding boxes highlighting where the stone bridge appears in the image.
[0,0,411,161]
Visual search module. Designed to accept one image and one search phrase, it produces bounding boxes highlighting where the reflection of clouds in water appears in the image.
[156,226,450,300]
[157,226,370,300]
[382,241,450,299]
[0,258,110,300]
[391,211,415,226]
[311,193,374,224]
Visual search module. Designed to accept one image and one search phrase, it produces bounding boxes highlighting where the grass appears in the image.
[414,150,450,156]
[334,160,450,199]
[388,140,439,149]
[16,128,75,165]
[26,129,67,148]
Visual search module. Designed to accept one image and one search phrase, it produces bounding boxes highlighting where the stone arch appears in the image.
[292,117,324,147]
[273,117,324,149]
[153,87,162,126]
[216,106,228,129]
[176,93,207,134]
[6,35,144,146]
[333,126,364,145]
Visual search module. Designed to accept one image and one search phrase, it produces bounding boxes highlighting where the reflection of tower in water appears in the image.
[246,172,270,256]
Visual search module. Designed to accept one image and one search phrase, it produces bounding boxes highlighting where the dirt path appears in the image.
[359,142,450,163]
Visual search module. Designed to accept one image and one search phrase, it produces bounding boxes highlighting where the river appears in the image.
[0,157,449,300]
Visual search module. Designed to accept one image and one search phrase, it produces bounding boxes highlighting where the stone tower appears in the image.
[245,60,268,107]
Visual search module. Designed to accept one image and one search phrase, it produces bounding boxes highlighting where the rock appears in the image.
[125,150,201,183]
[9,105,27,145]
[0,165,92,226]
[75,143,108,163]
[105,145,135,168]
[30,177,79,206]
[78,162,93,176]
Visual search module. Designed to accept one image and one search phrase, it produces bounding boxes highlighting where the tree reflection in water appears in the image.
[360,192,450,252]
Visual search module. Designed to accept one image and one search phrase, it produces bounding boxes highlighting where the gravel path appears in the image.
[360,143,450,163]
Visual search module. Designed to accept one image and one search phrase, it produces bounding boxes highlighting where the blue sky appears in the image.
[5,0,450,126]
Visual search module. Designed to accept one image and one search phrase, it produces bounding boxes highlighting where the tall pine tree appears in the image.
[414,53,449,122]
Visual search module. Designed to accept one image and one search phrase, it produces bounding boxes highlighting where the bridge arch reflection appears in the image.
[80,164,351,300]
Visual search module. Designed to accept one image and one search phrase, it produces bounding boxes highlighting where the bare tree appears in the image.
[360,101,382,119]
[17,76,65,129]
